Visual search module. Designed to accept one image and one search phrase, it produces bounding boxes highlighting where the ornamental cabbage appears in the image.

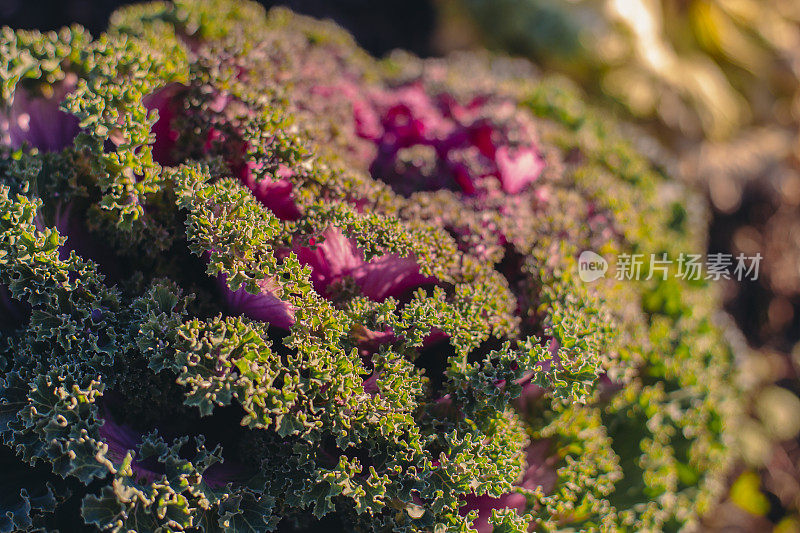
[0,2,738,532]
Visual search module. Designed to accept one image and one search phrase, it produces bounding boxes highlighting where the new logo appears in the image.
[578,251,608,282]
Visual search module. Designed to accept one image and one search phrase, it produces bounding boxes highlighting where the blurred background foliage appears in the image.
[444,0,799,143]
[3,0,800,529]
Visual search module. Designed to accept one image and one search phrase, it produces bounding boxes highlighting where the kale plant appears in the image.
[0,1,739,531]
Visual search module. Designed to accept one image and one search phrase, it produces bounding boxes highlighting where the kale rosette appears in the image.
[0,1,738,531]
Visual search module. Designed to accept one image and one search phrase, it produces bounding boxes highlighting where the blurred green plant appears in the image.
[445,0,800,143]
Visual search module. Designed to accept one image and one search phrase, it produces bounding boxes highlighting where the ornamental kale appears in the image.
[0,2,739,532]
